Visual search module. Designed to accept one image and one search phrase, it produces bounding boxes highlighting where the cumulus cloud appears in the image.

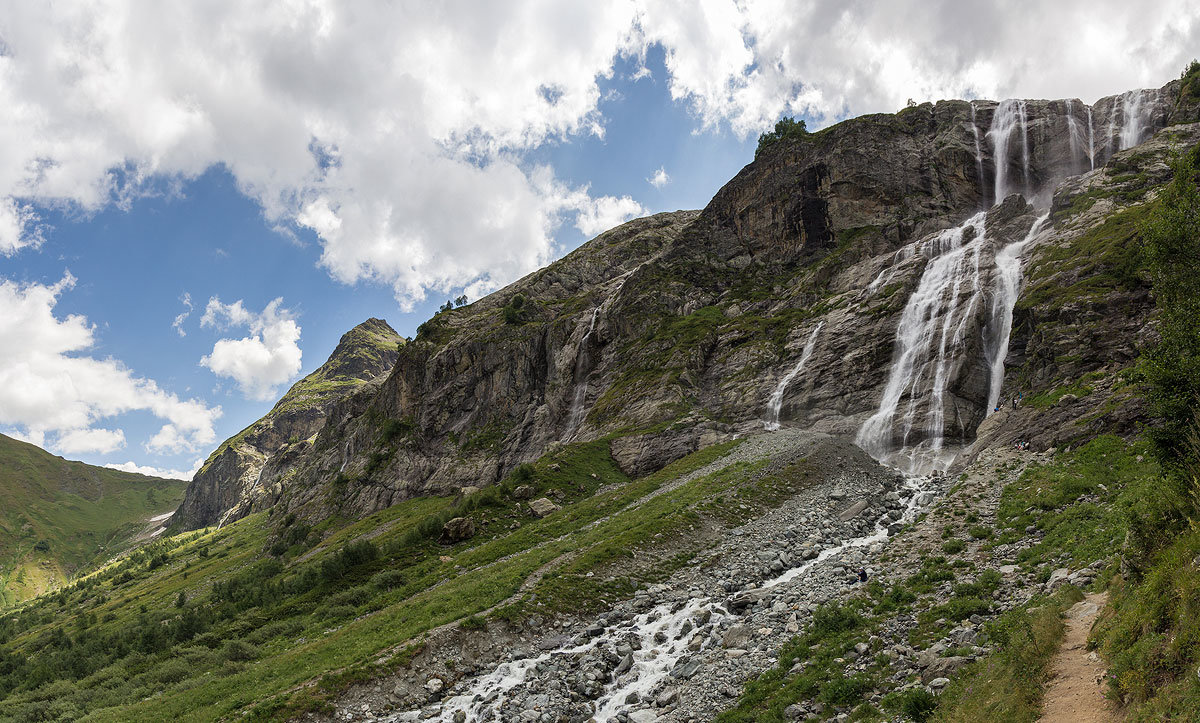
[55,427,127,455]
[0,274,222,454]
[0,1,1197,301]
[648,166,671,188]
[172,293,193,337]
[200,297,303,401]
[105,458,203,481]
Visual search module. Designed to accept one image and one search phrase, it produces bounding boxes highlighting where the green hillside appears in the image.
[0,434,187,605]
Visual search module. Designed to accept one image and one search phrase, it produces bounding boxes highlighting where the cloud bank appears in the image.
[0,1,1196,308]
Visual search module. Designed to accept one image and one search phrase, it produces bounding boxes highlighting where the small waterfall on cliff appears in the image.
[969,102,988,207]
[1064,100,1086,175]
[566,308,601,434]
[762,322,825,431]
[988,99,1031,201]
[856,212,988,474]
[1086,105,1096,171]
[1119,89,1149,150]
[983,214,1050,414]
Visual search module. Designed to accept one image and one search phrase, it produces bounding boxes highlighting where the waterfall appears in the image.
[1086,105,1096,171]
[969,102,988,207]
[855,212,988,475]
[1119,89,1147,150]
[762,322,825,431]
[983,214,1050,414]
[988,99,1031,202]
[566,308,601,433]
[1064,100,1084,175]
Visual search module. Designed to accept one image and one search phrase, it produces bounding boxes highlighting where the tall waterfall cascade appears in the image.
[855,84,1171,474]
[987,99,1031,202]
[855,213,989,474]
[983,213,1051,414]
[762,322,825,431]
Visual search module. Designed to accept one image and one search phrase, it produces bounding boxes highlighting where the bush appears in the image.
[819,673,873,706]
[221,639,259,662]
[884,688,938,722]
[942,539,965,555]
[502,294,527,325]
[370,569,406,592]
[811,602,862,636]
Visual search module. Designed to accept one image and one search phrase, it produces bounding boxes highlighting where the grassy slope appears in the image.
[0,436,830,722]
[0,434,185,605]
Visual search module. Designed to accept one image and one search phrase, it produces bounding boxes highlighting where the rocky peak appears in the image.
[169,318,403,531]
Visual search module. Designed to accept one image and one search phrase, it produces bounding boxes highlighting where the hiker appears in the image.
[1011,396,1017,410]
[857,568,868,583]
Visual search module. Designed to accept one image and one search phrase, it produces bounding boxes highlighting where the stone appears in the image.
[722,624,752,649]
[837,500,869,522]
[656,689,680,706]
[528,498,561,518]
[627,711,658,723]
[928,677,951,692]
[1047,567,1071,589]
[424,677,444,696]
[439,516,476,544]
[922,656,969,682]
[512,484,535,500]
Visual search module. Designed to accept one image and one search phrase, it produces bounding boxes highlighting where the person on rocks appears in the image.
[857,568,868,583]
[1011,396,1017,410]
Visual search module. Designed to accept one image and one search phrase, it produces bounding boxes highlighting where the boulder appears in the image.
[1047,567,1071,589]
[837,500,869,522]
[511,484,535,500]
[528,497,560,518]
[439,517,476,544]
[722,624,752,649]
[922,656,969,682]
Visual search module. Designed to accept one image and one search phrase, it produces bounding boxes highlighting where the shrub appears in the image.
[884,688,938,722]
[819,673,873,706]
[811,602,862,636]
[221,640,259,662]
[942,539,965,555]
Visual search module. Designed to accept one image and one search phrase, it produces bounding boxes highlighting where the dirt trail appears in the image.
[1040,592,1121,723]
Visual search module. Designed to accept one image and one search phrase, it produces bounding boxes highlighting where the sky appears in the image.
[0,1,1197,480]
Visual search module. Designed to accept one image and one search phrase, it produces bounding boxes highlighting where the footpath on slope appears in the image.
[1039,592,1121,723]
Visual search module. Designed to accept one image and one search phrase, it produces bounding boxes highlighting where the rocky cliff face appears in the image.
[181,78,1198,526]
[171,318,402,529]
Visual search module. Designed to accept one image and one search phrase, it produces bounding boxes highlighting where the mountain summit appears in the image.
[170,318,403,530]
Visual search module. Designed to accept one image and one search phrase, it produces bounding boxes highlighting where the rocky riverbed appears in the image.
[318,434,1091,723]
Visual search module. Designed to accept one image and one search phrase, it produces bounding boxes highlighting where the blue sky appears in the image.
[0,43,757,477]
[0,2,1195,479]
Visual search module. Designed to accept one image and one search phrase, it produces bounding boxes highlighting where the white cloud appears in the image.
[200,297,303,401]
[55,427,127,455]
[105,457,203,481]
[0,274,222,454]
[172,292,193,337]
[648,166,671,188]
[0,0,1196,302]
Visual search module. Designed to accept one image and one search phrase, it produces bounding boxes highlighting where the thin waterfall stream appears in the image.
[762,322,824,431]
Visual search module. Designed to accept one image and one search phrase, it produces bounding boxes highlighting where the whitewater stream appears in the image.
[400,472,936,723]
